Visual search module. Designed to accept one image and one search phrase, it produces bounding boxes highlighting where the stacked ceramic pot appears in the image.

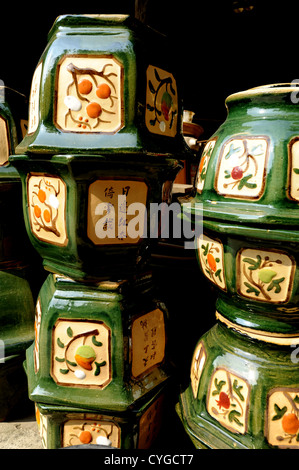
[10,14,190,448]
[176,84,299,449]
[0,87,40,420]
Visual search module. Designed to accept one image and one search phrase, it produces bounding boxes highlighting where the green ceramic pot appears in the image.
[183,84,299,333]
[25,273,171,411]
[193,83,299,226]
[0,264,36,356]
[16,14,190,159]
[10,153,181,281]
[177,321,299,449]
[35,383,167,449]
[177,84,299,449]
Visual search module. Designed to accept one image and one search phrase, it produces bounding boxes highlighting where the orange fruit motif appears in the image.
[199,155,206,174]
[43,209,51,223]
[38,189,46,203]
[79,430,92,444]
[86,102,102,119]
[207,253,217,272]
[34,205,41,218]
[282,413,299,434]
[96,83,111,99]
[75,355,94,370]
[78,79,93,95]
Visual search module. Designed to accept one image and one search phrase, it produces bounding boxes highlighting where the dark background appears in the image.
[1,0,299,138]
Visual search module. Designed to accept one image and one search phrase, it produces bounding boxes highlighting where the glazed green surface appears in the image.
[16,14,190,159]
[26,274,171,412]
[177,322,299,449]
[10,153,182,282]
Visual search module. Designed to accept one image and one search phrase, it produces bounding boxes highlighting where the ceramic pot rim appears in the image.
[226,83,299,104]
[181,203,299,242]
[216,311,299,345]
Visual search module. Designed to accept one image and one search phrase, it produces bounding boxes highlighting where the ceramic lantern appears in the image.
[16,14,187,157]
[177,84,299,449]
[26,273,171,411]
[35,383,167,449]
[11,14,189,448]
[25,272,172,448]
[10,153,181,282]
[10,14,188,282]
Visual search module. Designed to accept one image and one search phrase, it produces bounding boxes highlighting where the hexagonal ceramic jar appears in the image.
[10,153,181,282]
[25,273,171,412]
[177,321,299,449]
[185,84,299,336]
[177,84,299,449]
[35,383,167,449]
[16,14,188,157]
[10,14,188,282]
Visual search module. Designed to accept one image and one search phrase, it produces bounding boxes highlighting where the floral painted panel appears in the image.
[196,139,216,193]
[266,388,299,448]
[51,319,111,389]
[207,368,250,434]
[27,174,67,246]
[215,136,268,199]
[288,138,299,201]
[238,248,294,303]
[190,342,206,399]
[63,418,120,448]
[197,234,226,290]
[145,65,178,137]
[55,55,123,134]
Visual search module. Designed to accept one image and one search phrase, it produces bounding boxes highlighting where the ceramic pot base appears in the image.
[177,321,299,449]
[35,383,167,449]
[26,273,172,411]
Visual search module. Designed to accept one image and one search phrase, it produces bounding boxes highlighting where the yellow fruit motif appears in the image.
[258,268,277,283]
[75,345,96,371]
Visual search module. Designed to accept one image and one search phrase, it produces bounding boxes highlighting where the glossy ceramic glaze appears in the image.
[177,84,299,449]
[185,84,299,331]
[10,153,182,281]
[193,84,299,225]
[25,273,171,411]
[35,383,167,449]
[177,322,299,449]
[9,14,189,282]
[0,265,36,356]
[16,14,190,159]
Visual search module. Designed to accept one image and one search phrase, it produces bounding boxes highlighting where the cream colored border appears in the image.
[216,311,299,346]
